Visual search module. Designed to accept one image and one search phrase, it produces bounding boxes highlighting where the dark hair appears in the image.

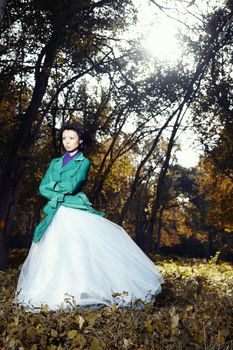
[60,123,89,151]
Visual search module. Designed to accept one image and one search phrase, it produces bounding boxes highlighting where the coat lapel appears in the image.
[54,154,65,174]
[54,151,85,176]
[54,152,85,178]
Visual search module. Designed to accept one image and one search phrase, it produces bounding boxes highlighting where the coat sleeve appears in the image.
[39,159,65,202]
[54,158,91,195]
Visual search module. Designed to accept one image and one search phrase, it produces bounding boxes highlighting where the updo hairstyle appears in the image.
[60,122,88,151]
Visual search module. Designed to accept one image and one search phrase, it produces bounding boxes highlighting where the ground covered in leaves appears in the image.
[0,250,232,350]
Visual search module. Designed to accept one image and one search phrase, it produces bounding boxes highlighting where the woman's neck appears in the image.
[68,149,79,157]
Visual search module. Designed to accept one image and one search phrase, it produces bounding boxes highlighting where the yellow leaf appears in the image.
[41,304,49,312]
[67,329,78,339]
[51,329,58,337]
[91,337,104,350]
[103,306,112,313]
[111,304,118,312]
[77,334,87,347]
[197,333,204,344]
[186,305,193,311]
[157,320,164,329]
[112,292,122,297]
[144,320,153,332]
[171,314,179,329]
[47,346,56,350]
[26,326,37,339]
[169,306,176,317]
[77,315,85,330]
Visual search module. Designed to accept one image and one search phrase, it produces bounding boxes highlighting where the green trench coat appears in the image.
[33,152,104,243]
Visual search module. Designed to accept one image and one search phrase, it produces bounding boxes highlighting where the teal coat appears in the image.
[33,152,104,243]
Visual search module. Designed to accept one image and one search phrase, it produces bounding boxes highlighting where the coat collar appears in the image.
[63,151,85,162]
[74,152,85,162]
[55,151,85,174]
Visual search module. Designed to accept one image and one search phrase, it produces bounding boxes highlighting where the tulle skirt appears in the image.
[16,205,163,311]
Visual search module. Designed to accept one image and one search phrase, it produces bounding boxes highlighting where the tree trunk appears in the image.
[0,226,8,269]
[90,113,127,203]
[0,32,60,270]
[134,191,145,249]
[140,14,230,252]
[208,227,214,258]
[0,0,7,25]
[155,205,165,254]
[147,111,183,252]
[118,120,170,226]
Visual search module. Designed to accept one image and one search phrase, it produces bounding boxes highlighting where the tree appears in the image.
[0,0,7,26]
[198,156,233,233]
[0,0,135,269]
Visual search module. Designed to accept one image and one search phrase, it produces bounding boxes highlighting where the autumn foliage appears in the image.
[0,250,232,349]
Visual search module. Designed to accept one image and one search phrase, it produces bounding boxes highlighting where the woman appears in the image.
[16,123,163,311]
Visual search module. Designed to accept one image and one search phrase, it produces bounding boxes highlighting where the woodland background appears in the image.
[0,0,233,270]
[0,1,233,349]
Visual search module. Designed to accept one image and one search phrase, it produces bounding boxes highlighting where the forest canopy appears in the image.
[0,0,233,269]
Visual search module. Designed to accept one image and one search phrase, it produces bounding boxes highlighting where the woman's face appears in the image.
[62,129,83,155]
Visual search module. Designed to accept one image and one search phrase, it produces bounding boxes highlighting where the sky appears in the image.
[175,128,201,168]
[131,0,203,168]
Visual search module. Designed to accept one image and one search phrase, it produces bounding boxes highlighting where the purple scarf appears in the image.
[62,150,80,167]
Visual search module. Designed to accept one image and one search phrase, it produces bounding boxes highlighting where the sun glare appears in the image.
[144,20,180,61]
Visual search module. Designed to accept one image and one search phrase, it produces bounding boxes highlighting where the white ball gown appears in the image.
[16,205,164,311]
